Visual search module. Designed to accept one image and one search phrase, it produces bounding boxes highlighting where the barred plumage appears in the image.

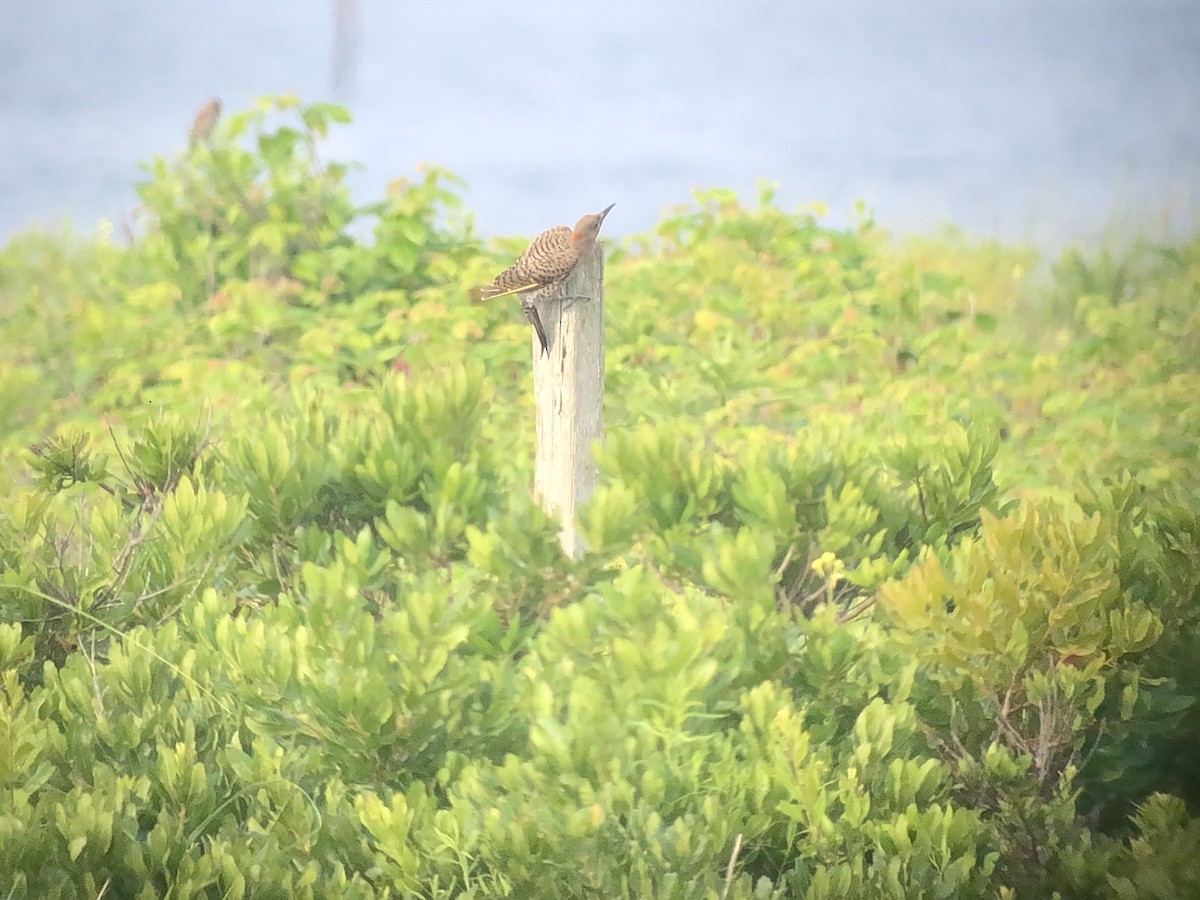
[482,225,579,299]
[476,203,615,355]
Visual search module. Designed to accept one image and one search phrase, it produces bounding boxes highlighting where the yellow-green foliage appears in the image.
[1,97,1199,898]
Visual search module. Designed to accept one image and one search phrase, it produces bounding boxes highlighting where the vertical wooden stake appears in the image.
[531,243,605,560]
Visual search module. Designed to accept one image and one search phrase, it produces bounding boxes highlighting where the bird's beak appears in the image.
[598,202,616,223]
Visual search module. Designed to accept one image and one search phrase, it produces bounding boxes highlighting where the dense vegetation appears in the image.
[2,95,1199,898]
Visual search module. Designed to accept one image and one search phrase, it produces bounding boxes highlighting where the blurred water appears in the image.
[1,0,1198,245]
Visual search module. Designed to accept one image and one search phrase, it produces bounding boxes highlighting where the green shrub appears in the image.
[2,97,1200,897]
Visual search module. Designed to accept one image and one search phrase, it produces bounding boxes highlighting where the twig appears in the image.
[915,469,929,527]
[107,499,165,603]
[1075,719,1108,773]
[79,632,106,716]
[835,593,878,624]
[105,420,137,486]
[772,544,796,581]
[719,832,743,900]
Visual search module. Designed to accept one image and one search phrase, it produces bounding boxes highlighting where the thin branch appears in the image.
[773,544,796,582]
[79,632,106,717]
[1075,719,1108,773]
[107,498,165,603]
[719,833,743,900]
[836,593,878,624]
[915,469,929,527]
[105,420,137,486]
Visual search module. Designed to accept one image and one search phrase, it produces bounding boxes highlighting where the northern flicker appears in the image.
[476,203,615,355]
[189,98,221,146]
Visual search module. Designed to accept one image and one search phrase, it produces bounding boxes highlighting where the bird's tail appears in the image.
[521,297,550,356]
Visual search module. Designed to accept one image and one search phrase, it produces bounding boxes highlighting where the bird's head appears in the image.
[571,202,616,246]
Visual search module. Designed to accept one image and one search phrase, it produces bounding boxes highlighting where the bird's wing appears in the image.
[487,225,572,290]
[474,224,575,303]
[514,226,576,283]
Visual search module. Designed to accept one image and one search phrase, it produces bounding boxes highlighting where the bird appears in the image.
[188,98,222,146]
[475,203,615,355]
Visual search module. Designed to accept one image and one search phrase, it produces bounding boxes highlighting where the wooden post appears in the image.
[531,242,605,560]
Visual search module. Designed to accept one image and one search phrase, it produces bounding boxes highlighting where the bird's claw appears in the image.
[559,294,592,313]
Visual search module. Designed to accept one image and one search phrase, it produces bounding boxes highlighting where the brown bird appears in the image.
[188,98,222,146]
[476,203,615,355]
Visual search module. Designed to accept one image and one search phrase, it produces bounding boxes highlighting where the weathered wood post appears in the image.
[530,242,605,560]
